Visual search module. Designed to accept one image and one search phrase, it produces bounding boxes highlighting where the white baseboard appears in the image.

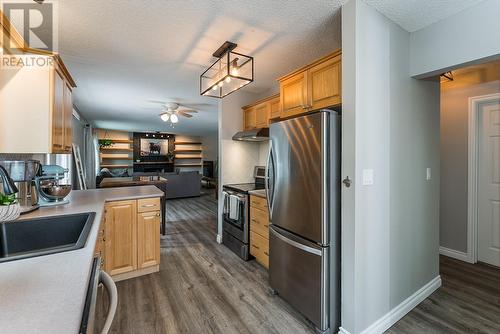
[338,327,352,334]
[439,246,473,263]
[216,234,222,244]
[359,276,441,334]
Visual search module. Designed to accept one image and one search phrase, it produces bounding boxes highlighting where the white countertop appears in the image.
[0,186,164,334]
[248,189,267,198]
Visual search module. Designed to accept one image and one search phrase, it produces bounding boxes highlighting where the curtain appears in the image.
[83,125,98,189]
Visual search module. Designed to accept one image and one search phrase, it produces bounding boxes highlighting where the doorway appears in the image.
[439,60,500,265]
[476,95,500,266]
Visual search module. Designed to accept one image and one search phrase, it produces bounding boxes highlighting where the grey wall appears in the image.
[410,0,500,77]
[440,78,500,253]
[342,1,440,332]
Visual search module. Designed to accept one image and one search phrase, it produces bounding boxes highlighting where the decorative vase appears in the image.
[0,203,21,222]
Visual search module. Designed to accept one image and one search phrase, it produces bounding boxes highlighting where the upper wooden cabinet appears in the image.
[255,103,270,128]
[242,94,280,130]
[278,49,341,119]
[0,12,76,154]
[269,97,281,120]
[280,71,308,118]
[243,107,256,130]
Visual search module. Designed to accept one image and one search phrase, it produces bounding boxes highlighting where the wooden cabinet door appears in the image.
[243,107,256,130]
[280,71,308,118]
[137,211,160,269]
[52,70,65,153]
[104,200,137,276]
[63,83,73,153]
[255,103,269,128]
[269,97,281,120]
[308,55,341,109]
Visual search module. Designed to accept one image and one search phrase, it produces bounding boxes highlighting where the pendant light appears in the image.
[200,41,254,98]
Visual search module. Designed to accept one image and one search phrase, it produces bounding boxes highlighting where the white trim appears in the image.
[467,93,500,264]
[338,327,352,334]
[359,276,441,334]
[216,234,223,244]
[439,246,472,263]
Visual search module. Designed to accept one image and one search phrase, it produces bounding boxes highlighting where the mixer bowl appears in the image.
[40,184,72,200]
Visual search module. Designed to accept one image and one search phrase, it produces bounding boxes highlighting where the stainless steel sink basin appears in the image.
[0,212,95,263]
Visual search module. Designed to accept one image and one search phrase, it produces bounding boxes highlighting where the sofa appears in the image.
[133,171,201,199]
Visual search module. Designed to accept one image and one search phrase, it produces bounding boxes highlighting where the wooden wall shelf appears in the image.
[174,149,202,153]
[174,164,203,167]
[100,147,133,152]
[101,164,132,169]
[108,139,133,144]
[174,141,202,145]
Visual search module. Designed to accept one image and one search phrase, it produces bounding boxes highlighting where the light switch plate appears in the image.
[426,168,432,180]
[362,169,374,186]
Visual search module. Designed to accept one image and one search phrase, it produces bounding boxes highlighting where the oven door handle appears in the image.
[99,270,118,334]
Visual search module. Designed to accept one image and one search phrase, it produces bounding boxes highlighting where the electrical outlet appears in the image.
[426,168,432,180]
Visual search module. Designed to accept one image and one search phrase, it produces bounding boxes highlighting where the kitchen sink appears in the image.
[0,212,95,263]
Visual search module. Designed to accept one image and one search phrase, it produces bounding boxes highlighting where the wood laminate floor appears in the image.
[96,193,314,334]
[387,256,500,333]
[97,193,500,334]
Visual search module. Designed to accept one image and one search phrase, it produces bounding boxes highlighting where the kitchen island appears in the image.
[0,186,163,334]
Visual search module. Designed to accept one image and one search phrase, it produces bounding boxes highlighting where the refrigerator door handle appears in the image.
[270,227,321,256]
[265,141,275,219]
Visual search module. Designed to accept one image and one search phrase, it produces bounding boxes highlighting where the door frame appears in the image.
[467,93,500,263]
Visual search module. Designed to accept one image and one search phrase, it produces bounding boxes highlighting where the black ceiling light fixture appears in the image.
[200,41,254,98]
[33,0,45,4]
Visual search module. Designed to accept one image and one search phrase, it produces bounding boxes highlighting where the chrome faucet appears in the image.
[0,165,18,195]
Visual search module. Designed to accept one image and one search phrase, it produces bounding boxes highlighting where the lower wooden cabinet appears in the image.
[137,211,161,269]
[102,197,161,281]
[249,195,270,269]
[104,200,137,276]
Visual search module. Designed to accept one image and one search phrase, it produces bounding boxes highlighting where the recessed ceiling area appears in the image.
[58,0,344,135]
[364,0,486,32]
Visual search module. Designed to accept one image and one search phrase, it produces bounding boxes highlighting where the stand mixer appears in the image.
[35,165,72,207]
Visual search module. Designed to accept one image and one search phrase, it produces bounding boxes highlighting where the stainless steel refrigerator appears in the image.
[266,110,340,333]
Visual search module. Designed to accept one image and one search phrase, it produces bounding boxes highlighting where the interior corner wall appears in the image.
[440,78,500,253]
[409,0,500,77]
[217,90,264,238]
[342,1,440,333]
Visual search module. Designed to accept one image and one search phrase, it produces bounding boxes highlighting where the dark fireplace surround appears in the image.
[133,132,175,173]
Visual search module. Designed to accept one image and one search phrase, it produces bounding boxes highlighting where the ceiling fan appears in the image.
[157,102,198,124]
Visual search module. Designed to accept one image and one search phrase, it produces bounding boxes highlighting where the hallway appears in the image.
[388,256,500,333]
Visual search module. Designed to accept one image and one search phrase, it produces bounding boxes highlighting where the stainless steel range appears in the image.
[222,166,265,260]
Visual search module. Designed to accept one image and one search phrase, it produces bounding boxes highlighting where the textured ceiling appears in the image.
[57,0,343,135]
[364,0,486,32]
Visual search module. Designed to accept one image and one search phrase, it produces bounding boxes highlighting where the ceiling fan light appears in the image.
[160,113,170,122]
[170,114,179,123]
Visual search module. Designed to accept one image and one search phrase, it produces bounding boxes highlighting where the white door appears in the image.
[478,100,500,266]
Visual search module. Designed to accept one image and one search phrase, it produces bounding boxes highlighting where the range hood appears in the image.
[232,128,269,142]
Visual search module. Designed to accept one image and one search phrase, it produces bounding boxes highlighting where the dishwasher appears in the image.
[79,257,118,334]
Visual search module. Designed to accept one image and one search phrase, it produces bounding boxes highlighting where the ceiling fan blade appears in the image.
[181,103,212,108]
[146,99,168,104]
[178,109,198,114]
[178,111,193,118]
